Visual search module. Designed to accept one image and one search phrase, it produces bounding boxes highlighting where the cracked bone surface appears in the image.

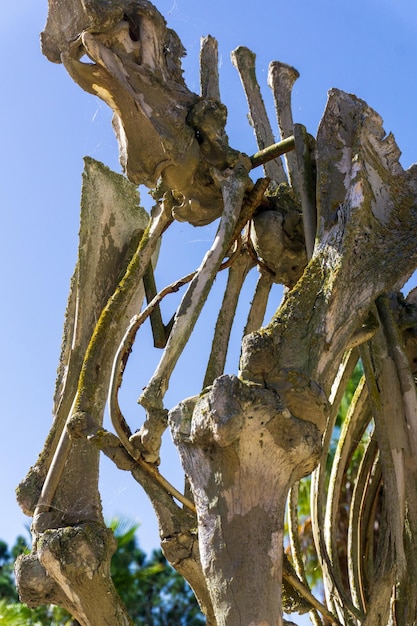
[169,375,323,625]
[42,0,242,226]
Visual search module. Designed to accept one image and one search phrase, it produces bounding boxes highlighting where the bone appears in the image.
[137,161,250,462]
[203,246,254,388]
[243,271,274,336]
[268,61,300,192]
[293,123,317,260]
[200,35,220,101]
[231,47,287,185]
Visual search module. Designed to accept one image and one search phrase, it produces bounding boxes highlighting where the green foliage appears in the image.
[0,598,48,626]
[0,597,73,625]
[0,522,204,626]
[0,539,18,603]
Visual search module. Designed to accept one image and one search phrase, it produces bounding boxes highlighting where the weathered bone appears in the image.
[203,245,255,388]
[169,375,322,625]
[15,522,130,625]
[16,159,150,524]
[243,271,274,335]
[136,160,251,461]
[22,3,417,623]
[32,189,167,534]
[250,184,307,288]
[232,46,287,185]
[268,61,300,191]
[42,0,244,227]
[293,123,317,259]
[364,295,417,619]
[267,61,317,260]
[200,35,220,101]
[240,89,417,399]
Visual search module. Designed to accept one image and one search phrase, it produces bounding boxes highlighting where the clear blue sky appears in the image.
[1,1,417,621]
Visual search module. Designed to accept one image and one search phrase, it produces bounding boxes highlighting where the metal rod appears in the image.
[250,135,295,169]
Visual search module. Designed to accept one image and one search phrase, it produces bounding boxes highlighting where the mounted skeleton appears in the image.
[16,2,417,624]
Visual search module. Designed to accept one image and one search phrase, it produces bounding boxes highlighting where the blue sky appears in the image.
[1,1,417,620]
